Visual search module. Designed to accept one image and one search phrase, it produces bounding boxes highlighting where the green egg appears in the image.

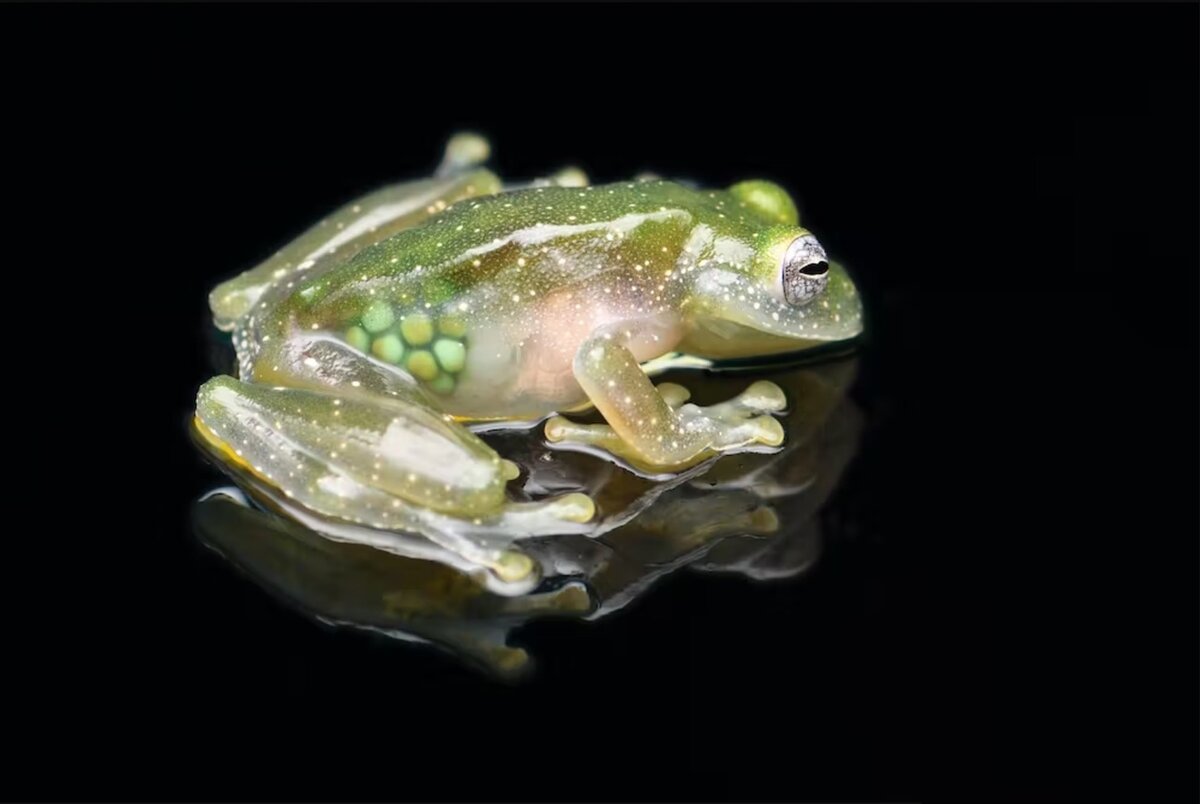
[437,315,467,338]
[406,349,439,381]
[400,313,434,345]
[361,300,395,333]
[371,333,405,364]
[428,373,456,395]
[432,338,466,373]
[344,326,370,352]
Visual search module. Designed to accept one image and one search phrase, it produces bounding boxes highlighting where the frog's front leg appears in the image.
[544,334,787,474]
[195,375,594,585]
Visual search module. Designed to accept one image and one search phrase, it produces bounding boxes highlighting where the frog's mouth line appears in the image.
[705,335,864,372]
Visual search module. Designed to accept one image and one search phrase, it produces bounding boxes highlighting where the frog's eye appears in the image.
[780,234,830,306]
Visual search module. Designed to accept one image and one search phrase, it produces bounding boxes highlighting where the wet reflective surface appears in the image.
[190,356,863,679]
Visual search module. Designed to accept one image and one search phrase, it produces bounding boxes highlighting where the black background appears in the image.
[6,4,1196,802]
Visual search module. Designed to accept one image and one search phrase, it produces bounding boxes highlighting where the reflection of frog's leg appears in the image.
[195,375,594,584]
[192,491,594,678]
[588,490,780,615]
[545,336,787,474]
[209,134,501,331]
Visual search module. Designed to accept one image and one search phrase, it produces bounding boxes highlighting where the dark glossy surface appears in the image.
[189,357,864,681]
[8,4,1196,802]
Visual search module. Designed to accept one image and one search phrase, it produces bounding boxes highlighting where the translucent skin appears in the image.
[252,180,861,417]
[194,136,863,582]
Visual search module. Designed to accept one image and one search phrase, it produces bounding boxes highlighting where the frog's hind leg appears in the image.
[195,376,594,585]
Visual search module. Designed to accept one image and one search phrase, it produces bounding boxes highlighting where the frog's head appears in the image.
[681,180,864,361]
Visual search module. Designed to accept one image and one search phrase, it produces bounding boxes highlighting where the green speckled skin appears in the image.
[194,134,862,580]
[250,177,861,416]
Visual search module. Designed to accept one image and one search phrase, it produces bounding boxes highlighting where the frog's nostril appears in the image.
[800,260,829,277]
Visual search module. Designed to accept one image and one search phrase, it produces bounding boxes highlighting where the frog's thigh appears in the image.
[256,333,437,405]
[196,375,518,519]
[545,337,787,472]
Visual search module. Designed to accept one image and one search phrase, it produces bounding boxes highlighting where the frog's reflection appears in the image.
[190,356,862,680]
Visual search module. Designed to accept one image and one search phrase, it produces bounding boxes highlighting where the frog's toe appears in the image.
[749,506,781,533]
[748,414,786,447]
[550,166,589,187]
[492,549,536,584]
[657,382,692,409]
[438,132,492,174]
[481,492,595,545]
[544,416,620,451]
[658,381,787,454]
[670,403,785,453]
[712,380,787,416]
[499,458,521,481]
[741,380,788,412]
[514,491,595,524]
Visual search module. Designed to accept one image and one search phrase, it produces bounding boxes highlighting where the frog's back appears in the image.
[258,181,740,416]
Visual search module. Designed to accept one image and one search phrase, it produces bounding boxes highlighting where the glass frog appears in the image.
[193,133,864,583]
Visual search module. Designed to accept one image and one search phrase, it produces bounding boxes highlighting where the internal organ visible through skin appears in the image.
[509,288,683,409]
